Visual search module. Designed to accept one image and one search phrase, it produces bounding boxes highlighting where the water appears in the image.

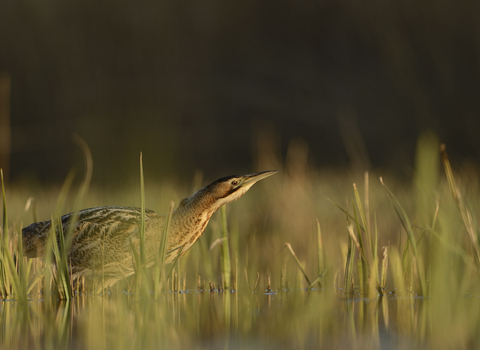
[2,287,478,349]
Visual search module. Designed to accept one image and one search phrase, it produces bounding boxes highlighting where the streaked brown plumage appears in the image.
[22,170,277,289]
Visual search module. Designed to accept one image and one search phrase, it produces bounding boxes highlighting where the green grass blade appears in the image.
[353,183,372,260]
[0,247,26,304]
[327,197,367,232]
[154,201,174,299]
[15,235,29,299]
[64,135,93,253]
[441,144,480,270]
[380,245,388,291]
[220,206,231,290]
[71,134,93,204]
[129,238,150,297]
[50,219,64,298]
[316,218,325,287]
[344,233,354,296]
[56,218,72,299]
[0,170,28,304]
[24,197,37,225]
[307,268,328,289]
[0,169,9,296]
[285,243,311,286]
[347,223,369,295]
[166,246,184,282]
[1,170,7,248]
[380,177,426,295]
[43,217,57,301]
[139,152,146,266]
[351,203,370,270]
[0,215,27,304]
[27,267,46,294]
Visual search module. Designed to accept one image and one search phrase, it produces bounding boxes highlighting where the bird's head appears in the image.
[176,170,277,215]
[203,170,278,208]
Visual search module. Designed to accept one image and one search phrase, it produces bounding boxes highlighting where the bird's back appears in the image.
[22,206,165,277]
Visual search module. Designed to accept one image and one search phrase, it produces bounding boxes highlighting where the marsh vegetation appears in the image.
[1,134,480,349]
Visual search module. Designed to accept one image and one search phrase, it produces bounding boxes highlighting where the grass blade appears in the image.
[316,218,325,287]
[55,218,72,299]
[166,246,184,282]
[220,206,231,290]
[154,201,175,299]
[344,233,355,297]
[285,243,311,286]
[63,135,93,254]
[440,144,480,270]
[326,197,367,233]
[380,245,388,291]
[139,152,146,267]
[380,177,426,295]
[353,183,372,260]
[129,238,150,297]
[0,169,9,297]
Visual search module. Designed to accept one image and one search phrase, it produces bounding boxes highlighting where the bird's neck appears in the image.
[167,188,220,252]
[176,187,220,218]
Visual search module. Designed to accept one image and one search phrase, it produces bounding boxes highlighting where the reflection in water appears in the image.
[1,288,479,349]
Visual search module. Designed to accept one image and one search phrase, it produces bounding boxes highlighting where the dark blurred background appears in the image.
[1,0,479,186]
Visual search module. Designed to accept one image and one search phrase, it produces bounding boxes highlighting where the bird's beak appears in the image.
[241,170,278,186]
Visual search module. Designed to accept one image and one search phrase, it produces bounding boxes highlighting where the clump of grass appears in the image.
[28,135,93,299]
[1,168,11,298]
[441,144,480,270]
[380,176,427,296]
[0,169,29,305]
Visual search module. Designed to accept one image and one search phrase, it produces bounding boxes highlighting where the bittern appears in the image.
[22,170,277,289]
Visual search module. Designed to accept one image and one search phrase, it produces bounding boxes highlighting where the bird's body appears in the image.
[23,207,167,286]
[22,171,276,289]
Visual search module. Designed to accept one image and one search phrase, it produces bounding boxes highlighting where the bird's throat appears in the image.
[166,190,219,258]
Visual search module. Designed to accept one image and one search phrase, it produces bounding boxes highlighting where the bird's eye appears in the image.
[231,180,238,185]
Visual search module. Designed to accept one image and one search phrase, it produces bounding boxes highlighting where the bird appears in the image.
[22,170,277,290]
